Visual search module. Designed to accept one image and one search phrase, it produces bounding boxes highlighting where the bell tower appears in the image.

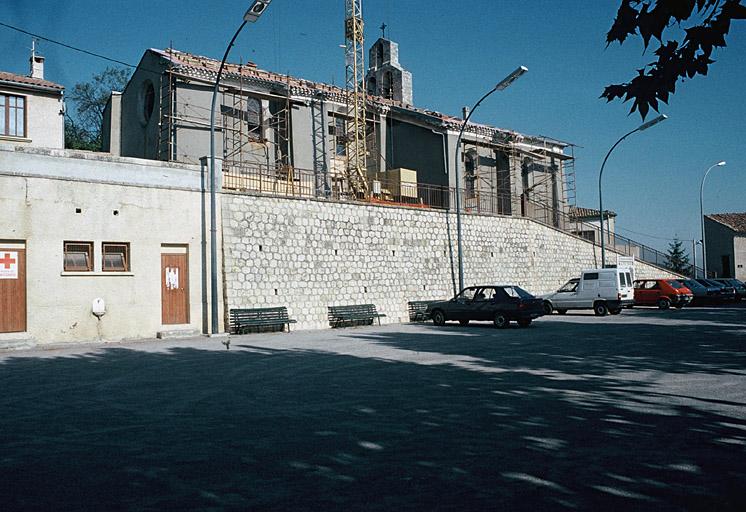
[365,30,413,105]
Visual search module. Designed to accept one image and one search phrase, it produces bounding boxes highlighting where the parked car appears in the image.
[426,285,545,328]
[712,278,746,301]
[679,279,720,305]
[633,279,693,309]
[542,268,634,316]
[696,279,737,302]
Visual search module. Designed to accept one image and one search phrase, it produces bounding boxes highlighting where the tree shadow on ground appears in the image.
[0,310,745,511]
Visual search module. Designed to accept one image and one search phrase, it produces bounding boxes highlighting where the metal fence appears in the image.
[524,200,707,276]
[222,164,701,276]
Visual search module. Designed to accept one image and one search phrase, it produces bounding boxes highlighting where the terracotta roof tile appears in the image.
[0,71,64,91]
[152,48,568,150]
[569,206,617,219]
[707,213,746,233]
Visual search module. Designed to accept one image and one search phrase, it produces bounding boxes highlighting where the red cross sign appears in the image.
[0,252,18,279]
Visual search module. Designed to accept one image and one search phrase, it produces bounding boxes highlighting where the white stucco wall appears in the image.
[0,145,223,345]
[736,236,745,281]
[0,86,64,149]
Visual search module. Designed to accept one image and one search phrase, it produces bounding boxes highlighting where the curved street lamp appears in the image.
[454,66,528,293]
[700,160,727,277]
[209,0,272,336]
[598,114,668,267]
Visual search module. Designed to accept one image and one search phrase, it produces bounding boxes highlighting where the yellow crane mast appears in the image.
[344,0,369,197]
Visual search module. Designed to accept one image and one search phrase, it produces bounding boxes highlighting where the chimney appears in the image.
[30,40,45,79]
[462,106,470,120]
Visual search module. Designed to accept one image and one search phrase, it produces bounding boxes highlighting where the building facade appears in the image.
[705,213,746,280]
[0,144,220,348]
[108,45,575,225]
[0,52,65,149]
[568,206,617,243]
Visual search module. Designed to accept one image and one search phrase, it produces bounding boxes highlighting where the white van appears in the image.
[541,268,635,316]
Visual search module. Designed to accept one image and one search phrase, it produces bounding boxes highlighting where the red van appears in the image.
[633,279,693,309]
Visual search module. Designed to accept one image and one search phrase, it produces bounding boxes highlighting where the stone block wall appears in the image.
[222,193,677,330]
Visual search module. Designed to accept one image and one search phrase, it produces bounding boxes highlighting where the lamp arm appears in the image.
[208,19,248,335]
[453,86,498,291]
[597,127,640,266]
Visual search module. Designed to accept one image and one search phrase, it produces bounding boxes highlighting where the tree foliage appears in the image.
[65,67,130,151]
[665,239,692,274]
[603,0,746,119]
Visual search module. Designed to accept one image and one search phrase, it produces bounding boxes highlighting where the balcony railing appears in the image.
[222,164,703,276]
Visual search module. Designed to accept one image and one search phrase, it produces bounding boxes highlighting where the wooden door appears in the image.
[161,251,189,325]
[0,247,26,333]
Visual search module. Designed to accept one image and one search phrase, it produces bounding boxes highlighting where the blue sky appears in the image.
[2,0,745,256]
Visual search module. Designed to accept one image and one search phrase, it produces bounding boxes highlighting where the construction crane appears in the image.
[344,0,369,197]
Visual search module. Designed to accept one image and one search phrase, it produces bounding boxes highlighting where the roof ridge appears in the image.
[706,212,746,232]
[0,70,64,90]
[151,47,564,147]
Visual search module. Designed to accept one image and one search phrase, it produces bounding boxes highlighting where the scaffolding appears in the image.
[310,92,330,197]
[157,66,175,162]
[456,129,576,223]
[156,50,295,193]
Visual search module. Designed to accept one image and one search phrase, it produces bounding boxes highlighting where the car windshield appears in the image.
[682,280,700,289]
[502,286,534,299]
[559,280,579,293]
[667,280,683,289]
[456,288,478,301]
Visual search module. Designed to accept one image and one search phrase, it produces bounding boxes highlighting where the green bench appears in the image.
[328,304,386,328]
[230,307,297,334]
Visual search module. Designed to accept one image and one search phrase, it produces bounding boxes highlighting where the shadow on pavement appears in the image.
[1,308,745,511]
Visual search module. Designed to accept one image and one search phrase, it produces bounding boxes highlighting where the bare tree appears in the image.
[65,67,130,150]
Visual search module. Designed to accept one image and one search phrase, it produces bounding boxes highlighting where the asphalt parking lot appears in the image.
[1,304,745,511]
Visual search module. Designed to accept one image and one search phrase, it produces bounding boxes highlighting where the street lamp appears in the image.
[598,114,667,267]
[209,0,272,336]
[692,239,702,278]
[453,66,528,293]
[700,160,727,277]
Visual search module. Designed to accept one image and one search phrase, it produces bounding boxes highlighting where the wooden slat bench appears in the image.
[328,304,386,328]
[408,301,437,322]
[230,307,297,334]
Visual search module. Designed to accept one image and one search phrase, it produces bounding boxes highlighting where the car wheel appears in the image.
[594,302,609,317]
[542,301,553,315]
[493,313,509,329]
[556,309,568,315]
[658,298,671,310]
[459,319,470,326]
[432,310,446,326]
[518,319,532,328]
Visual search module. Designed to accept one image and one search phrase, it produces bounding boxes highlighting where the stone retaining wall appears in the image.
[222,194,677,330]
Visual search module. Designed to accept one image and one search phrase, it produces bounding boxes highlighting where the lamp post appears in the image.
[700,160,727,278]
[599,114,668,267]
[209,0,272,336]
[454,66,528,292]
[692,239,702,278]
